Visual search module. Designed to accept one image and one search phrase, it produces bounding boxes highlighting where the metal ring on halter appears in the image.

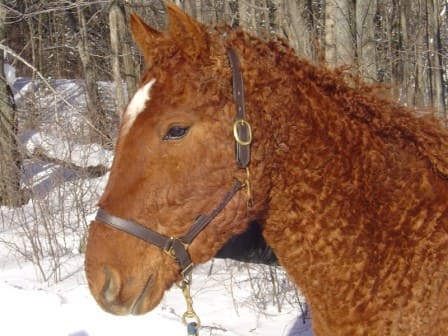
[233,119,252,146]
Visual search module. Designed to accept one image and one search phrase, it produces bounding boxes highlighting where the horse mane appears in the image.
[223,29,448,180]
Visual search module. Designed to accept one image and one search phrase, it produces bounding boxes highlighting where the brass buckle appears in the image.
[233,119,252,146]
[163,237,177,259]
[163,237,190,259]
[181,263,195,278]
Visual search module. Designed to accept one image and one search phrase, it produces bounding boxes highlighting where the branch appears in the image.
[30,147,109,178]
[0,42,110,139]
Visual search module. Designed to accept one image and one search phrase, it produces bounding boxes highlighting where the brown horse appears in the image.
[85,4,448,335]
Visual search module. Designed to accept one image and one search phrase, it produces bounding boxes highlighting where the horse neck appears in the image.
[242,44,448,333]
[241,46,350,209]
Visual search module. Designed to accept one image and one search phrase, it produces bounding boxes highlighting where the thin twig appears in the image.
[0,42,110,139]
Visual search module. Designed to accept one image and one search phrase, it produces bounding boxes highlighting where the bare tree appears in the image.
[398,0,412,104]
[0,1,26,206]
[325,0,355,67]
[280,1,313,59]
[75,1,111,145]
[427,0,446,117]
[110,0,127,114]
[356,0,377,81]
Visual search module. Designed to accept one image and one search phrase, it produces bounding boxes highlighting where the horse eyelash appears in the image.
[162,126,190,141]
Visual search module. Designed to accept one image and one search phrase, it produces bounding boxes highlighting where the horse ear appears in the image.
[129,13,161,63]
[166,3,207,59]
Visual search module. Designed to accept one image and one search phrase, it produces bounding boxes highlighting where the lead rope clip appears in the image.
[178,275,201,335]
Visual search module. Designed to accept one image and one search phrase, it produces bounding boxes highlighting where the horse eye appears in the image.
[163,126,190,141]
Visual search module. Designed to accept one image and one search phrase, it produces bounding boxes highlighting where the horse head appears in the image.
[84,5,260,315]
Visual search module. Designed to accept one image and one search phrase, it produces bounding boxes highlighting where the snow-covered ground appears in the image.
[0,256,312,336]
[0,77,313,335]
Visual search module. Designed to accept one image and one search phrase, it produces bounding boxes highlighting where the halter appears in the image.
[93,49,252,330]
[95,47,251,276]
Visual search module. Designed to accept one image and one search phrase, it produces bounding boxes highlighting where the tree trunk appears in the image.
[282,0,313,59]
[109,0,127,114]
[325,0,337,64]
[181,0,198,18]
[214,0,228,23]
[414,0,430,107]
[0,3,25,206]
[399,0,412,104]
[25,0,40,127]
[309,0,324,63]
[356,0,377,81]
[120,3,137,105]
[266,0,279,35]
[427,0,445,117]
[238,0,249,30]
[76,3,110,146]
[325,0,355,67]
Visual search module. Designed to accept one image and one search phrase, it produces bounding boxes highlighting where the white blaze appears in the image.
[121,78,156,135]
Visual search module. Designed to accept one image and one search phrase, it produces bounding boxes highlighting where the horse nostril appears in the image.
[101,266,121,304]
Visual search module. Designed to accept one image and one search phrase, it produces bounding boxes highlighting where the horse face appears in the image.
[84,6,248,315]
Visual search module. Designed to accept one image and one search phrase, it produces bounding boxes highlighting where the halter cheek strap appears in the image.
[227,48,252,168]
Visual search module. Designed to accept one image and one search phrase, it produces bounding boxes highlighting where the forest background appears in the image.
[0,0,447,290]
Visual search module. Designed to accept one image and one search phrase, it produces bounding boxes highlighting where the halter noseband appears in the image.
[95,180,243,277]
[94,48,252,278]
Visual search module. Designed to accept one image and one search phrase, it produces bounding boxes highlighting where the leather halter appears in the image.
[94,48,251,278]
[228,48,251,168]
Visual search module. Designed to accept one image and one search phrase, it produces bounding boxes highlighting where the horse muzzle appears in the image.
[89,264,161,316]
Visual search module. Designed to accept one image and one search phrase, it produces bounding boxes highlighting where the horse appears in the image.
[85,4,448,335]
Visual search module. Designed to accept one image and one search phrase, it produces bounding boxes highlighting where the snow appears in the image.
[4,63,16,87]
[0,257,312,336]
[25,132,113,168]
[0,78,313,335]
